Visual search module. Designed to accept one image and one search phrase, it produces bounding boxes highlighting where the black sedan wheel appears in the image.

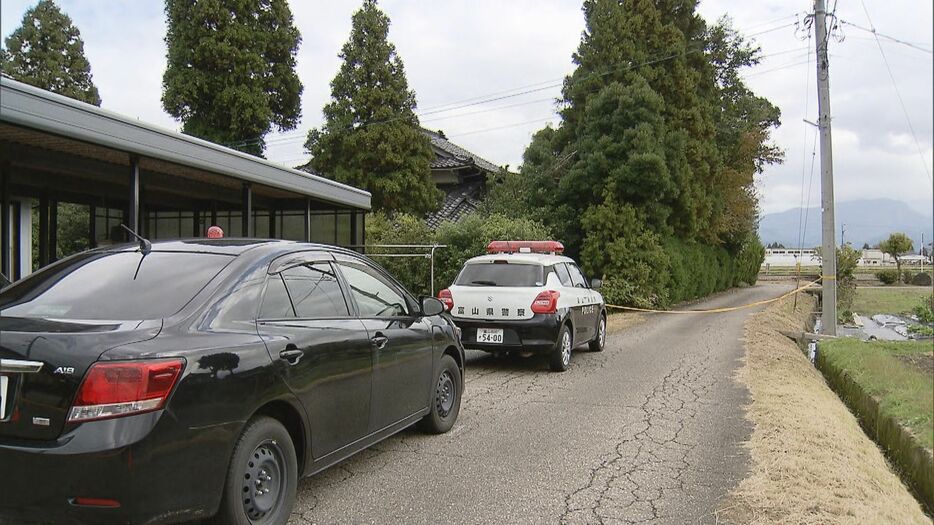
[216,416,297,525]
[418,354,462,434]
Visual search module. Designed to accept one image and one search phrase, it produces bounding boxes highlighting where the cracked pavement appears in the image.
[287,284,789,524]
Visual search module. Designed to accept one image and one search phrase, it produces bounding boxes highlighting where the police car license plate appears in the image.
[477,328,504,344]
[0,375,8,420]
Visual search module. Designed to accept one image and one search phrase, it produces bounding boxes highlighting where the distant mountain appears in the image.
[759,199,933,250]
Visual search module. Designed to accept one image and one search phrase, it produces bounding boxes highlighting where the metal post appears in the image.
[49,200,58,262]
[241,183,253,237]
[304,198,311,242]
[89,205,97,248]
[0,164,11,278]
[815,0,837,335]
[38,196,49,267]
[430,245,438,296]
[128,155,141,237]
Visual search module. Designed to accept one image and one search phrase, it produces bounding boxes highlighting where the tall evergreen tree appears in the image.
[162,0,302,156]
[305,0,439,215]
[1,0,101,105]
[517,0,779,305]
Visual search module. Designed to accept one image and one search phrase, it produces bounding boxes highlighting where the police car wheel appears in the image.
[589,314,606,352]
[549,325,572,372]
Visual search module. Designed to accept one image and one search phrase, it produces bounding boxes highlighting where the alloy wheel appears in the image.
[561,331,571,366]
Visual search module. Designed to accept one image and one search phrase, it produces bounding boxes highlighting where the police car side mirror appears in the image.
[421,296,445,317]
[590,278,602,290]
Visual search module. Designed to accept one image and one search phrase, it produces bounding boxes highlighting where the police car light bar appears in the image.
[486,241,565,255]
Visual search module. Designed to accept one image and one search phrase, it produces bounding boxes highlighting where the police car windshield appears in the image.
[455,262,543,287]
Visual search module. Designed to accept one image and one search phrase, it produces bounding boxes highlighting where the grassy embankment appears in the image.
[820,338,933,451]
[723,293,929,524]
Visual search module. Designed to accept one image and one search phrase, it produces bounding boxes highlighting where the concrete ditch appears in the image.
[815,347,934,514]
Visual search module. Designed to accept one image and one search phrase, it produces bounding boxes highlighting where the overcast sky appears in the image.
[2,0,931,217]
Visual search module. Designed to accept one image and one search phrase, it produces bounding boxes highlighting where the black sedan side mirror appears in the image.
[421,297,445,316]
[590,278,602,290]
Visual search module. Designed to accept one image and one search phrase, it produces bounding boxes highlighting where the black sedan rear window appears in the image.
[0,251,232,321]
[454,262,543,287]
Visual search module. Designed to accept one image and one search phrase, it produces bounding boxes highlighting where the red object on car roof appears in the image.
[206,226,224,239]
[486,240,564,255]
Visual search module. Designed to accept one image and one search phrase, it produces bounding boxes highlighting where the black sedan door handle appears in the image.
[371,335,389,350]
[279,346,304,365]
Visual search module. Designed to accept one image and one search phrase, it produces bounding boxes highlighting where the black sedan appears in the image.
[0,239,464,525]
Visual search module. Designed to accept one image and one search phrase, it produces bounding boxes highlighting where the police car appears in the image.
[438,241,606,372]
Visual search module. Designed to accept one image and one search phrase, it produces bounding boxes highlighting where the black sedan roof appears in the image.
[98,238,352,258]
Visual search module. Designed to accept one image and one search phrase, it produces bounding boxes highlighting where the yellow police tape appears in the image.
[605,278,822,314]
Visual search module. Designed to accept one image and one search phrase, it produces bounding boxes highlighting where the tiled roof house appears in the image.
[422,128,501,228]
[297,128,502,228]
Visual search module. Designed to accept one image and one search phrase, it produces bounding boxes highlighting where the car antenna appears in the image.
[120,224,151,254]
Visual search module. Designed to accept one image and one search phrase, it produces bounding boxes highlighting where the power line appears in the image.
[228,20,801,150]
[839,19,934,55]
[257,44,807,152]
[858,0,933,184]
[446,116,559,138]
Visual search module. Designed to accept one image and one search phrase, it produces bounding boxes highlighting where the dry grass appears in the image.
[720,294,929,524]
[606,310,644,333]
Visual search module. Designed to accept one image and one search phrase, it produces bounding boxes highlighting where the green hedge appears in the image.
[598,234,764,308]
[367,211,763,309]
[365,212,552,297]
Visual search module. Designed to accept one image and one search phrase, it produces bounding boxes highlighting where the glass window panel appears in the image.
[281,213,304,241]
[336,262,408,317]
[336,214,351,247]
[0,252,233,320]
[259,274,294,318]
[310,213,335,244]
[253,213,269,239]
[281,263,349,318]
[180,217,194,238]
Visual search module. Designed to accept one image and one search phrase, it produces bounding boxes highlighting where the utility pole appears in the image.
[841,223,846,248]
[814,0,837,335]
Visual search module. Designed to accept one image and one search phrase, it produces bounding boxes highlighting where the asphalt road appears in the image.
[288,284,789,525]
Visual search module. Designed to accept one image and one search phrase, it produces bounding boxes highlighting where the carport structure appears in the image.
[0,77,371,281]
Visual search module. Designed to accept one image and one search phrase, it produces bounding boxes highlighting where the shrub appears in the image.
[877,269,899,285]
[911,271,932,286]
[913,293,934,324]
[733,234,765,287]
[902,270,914,284]
[434,212,552,291]
[366,211,552,296]
[835,244,861,321]
[364,212,435,295]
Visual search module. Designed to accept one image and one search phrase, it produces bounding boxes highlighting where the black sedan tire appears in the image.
[215,416,298,525]
[418,354,462,434]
